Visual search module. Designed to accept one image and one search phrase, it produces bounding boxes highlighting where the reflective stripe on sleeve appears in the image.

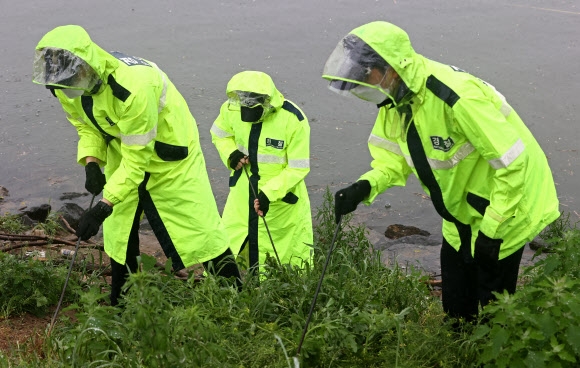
[121,126,157,146]
[237,145,248,156]
[289,158,310,168]
[211,123,233,138]
[488,139,524,169]
[500,102,512,117]
[149,62,167,113]
[368,134,403,155]
[158,72,167,113]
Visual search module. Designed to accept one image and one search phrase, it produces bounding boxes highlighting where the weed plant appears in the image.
[472,213,580,367]
[0,252,81,318]
[0,213,26,234]
[35,189,475,367]
[7,190,580,367]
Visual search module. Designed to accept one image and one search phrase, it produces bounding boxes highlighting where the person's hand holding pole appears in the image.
[229,150,248,171]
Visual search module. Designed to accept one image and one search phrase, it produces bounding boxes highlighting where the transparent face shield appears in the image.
[32,47,100,96]
[227,90,271,122]
[227,91,270,108]
[322,34,400,105]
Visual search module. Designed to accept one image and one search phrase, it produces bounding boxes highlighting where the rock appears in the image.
[386,234,441,247]
[0,186,8,201]
[59,192,89,200]
[529,237,554,253]
[385,224,430,239]
[20,214,37,227]
[20,204,51,223]
[139,217,153,231]
[56,203,85,230]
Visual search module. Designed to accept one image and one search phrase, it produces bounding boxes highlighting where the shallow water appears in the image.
[1,0,578,236]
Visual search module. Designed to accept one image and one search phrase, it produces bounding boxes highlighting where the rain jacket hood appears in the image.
[226,71,285,114]
[35,25,120,85]
[325,21,425,99]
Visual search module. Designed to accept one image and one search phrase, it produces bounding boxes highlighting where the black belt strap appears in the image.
[81,95,116,145]
[407,119,473,262]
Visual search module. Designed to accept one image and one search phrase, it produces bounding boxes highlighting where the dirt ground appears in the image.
[0,230,166,355]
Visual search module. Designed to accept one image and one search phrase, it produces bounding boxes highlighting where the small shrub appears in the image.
[0,253,80,318]
[473,222,580,367]
[0,213,26,234]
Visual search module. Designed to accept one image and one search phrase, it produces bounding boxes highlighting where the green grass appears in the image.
[1,189,579,367]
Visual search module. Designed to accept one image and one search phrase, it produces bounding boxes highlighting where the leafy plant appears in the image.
[0,213,26,234]
[0,253,80,318]
[472,219,580,367]
[32,212,65,237]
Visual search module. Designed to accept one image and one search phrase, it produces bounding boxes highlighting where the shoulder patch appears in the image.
[107,75,131,102]
[281,100,304,121]
[110,51,152,67]
[426,75,459,107]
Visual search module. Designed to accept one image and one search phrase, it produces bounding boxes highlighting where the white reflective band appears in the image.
[211,123,233,138]
[427,143,476,170]
[500,102,512,117]
[121,125,157,146]
[486,80,512,117]
[368,134,403,156]
[258,153,286,164]
[158,73,167,113]
[289,159,310,168]
[149,62,167,113]
[488,139,525,169]
[237,145,248,156]
[370,131,477,170]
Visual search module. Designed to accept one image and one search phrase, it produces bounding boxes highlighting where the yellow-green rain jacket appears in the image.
[211,71,313,269]
[35,25,229,268]
[329,22,559,259]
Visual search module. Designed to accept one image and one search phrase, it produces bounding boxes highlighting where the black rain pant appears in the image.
[440,237,524,322]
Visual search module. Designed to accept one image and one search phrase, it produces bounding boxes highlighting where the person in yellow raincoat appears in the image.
[322,22,559,323]
[33,25,241,305]
[210,71,313,274]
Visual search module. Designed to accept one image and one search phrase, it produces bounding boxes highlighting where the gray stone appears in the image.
[56,203,85,230]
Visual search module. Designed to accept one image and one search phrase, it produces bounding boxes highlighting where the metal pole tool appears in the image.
[243,165,282,266]
[296,215,343,356]
[48,194,96,335]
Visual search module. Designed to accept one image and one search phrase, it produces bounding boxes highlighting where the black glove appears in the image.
[85,162,106,195]
[228,150,247,170]
[257,191,270,217]
[334,180,371,223]
[76,201,113,241]
[474,231,503,265]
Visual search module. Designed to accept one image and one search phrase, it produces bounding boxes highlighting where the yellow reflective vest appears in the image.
[351,22,559,259]
[35,25,229,268]
[211,71,313,269]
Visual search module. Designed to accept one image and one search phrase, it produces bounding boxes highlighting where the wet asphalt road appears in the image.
[1,0,578,237]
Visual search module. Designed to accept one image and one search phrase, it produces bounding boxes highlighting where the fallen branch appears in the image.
[1,234,105,254]
[57,216,97,245]
[0,232,79,248]
[58,215,77,234]
[2,240,49,252]
[424,279,442,286]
